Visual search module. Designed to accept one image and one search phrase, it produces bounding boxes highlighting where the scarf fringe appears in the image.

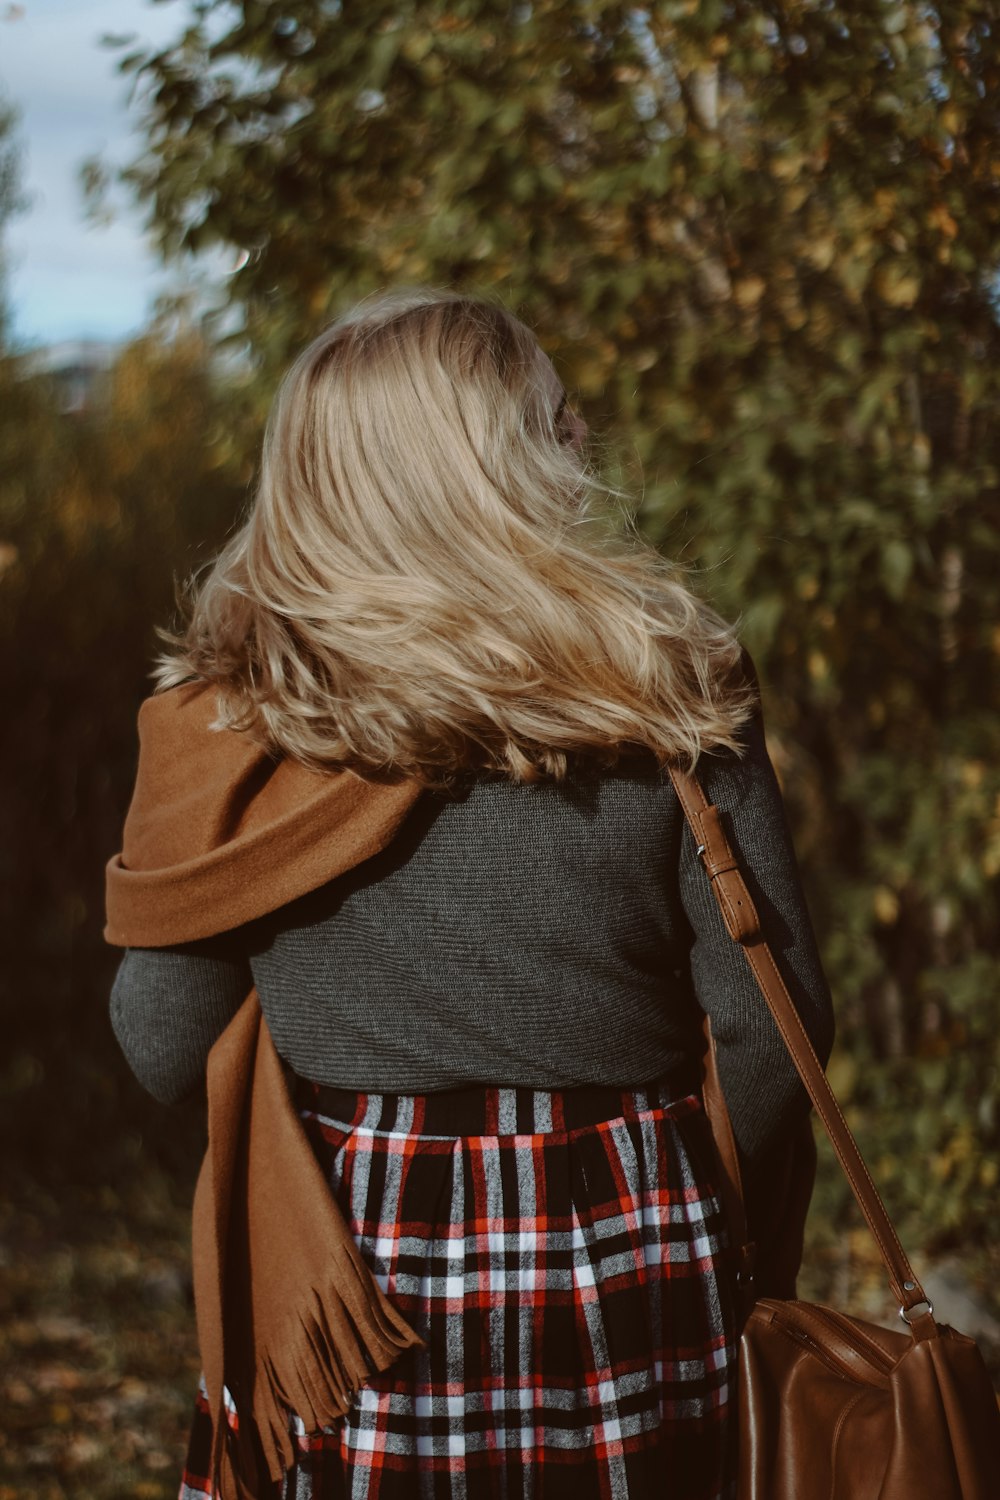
[208,1256,426,1495]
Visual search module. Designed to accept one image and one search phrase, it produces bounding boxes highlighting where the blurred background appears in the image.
[1,1,999,1494]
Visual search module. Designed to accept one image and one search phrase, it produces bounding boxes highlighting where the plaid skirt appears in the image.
[179,1065,739,1500]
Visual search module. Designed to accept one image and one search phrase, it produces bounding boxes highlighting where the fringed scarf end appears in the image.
[252,1273,427,1485]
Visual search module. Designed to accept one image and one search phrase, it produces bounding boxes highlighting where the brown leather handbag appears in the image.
[667,763,1000,1500]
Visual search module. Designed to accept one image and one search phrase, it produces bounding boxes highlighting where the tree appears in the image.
[83,2,1000,1262]
[0,86,29,349]
[0,324,256,1192]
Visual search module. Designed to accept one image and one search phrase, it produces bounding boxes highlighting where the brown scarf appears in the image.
[105,681,429,1496]
[104,677,814,1497]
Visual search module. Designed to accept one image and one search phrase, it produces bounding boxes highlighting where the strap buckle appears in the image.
[899,1298,934,1325]
[693,823,762,945]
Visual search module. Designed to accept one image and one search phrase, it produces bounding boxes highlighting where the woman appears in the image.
[107,286,835,1500]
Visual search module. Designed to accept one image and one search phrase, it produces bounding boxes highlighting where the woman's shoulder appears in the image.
[107,682,426,947]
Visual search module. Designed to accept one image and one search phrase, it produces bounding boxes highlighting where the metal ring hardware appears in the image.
[899,1299,934,1325]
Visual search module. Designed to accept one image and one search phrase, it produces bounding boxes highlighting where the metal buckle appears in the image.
[899,1298,934,1325]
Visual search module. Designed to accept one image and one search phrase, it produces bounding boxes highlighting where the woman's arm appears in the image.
[109,933,254,1104]
[676,705,837,1174]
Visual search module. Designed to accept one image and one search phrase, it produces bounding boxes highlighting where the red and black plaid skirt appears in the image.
[180,1065,739,1499]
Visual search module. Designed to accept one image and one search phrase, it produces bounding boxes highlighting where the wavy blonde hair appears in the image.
[154,286,760,788]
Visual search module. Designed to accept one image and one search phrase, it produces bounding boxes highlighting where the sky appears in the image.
[0,0,229,350]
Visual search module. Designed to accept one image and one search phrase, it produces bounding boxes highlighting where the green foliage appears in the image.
[81,0,1000,1260]
[0,327,256,1194]
[8,0,994,1271]
[0,87,30,346]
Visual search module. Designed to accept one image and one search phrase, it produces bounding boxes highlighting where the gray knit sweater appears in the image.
[109,709,835,1169]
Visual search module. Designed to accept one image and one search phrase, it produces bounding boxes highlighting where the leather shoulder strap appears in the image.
[667,760,936,1335]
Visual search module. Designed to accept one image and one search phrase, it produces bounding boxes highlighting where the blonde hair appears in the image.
[154,286,759,789]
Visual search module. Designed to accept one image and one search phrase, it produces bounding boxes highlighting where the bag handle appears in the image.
[667,760,938,1338]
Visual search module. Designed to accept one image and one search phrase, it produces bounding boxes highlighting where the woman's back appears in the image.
[110,706,834,1173]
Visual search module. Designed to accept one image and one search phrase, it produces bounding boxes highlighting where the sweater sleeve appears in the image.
[109,933,254,1105]
[676,706,836,1172]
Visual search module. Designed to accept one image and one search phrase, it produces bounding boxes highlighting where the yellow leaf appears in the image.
[981,839,1000,879]
[873,887,900,924]
[803,235,836,271]
[401,31,433,61]
[927,202,959,240]
[931,1153,952,1181]
[826,1052,855,1098]
[782,183,809,213]
[733,276,766,310]
[874,265,921,307]
[771,150,806,181]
